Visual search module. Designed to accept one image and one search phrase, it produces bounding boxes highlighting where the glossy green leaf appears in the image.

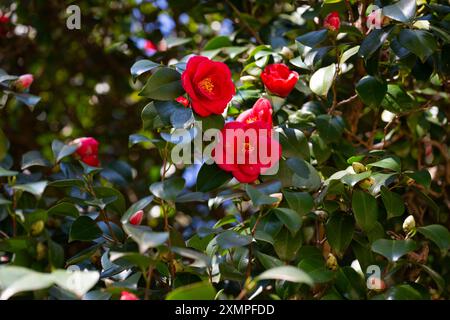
[69,216,102,242]
[417,225,450,253]
[380,186,405,219]
[256,266,313,285]
[356,76,387,107]
[352,190,378,231]
[371,239,417,262]
[309,64,336,97]
[150,177,185,201]
[166,282,216,300]
[326,214,355,254]
[139,67,184,100]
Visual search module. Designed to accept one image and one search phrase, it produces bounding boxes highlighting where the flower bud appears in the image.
[120,291,139,300]
[326,253,338,271]
[280,46,294,60]
[402,215,416,233]
[324,12,340,31]
[352,162,366,174]
[358,178,374,190]
[175,96,189,107]
[31,220,45,236]
[129,210,144,225]
[36,242,47,261]
[14,74,34,91]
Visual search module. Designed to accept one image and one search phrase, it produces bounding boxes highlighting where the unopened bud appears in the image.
[326,253,338,271]
[129,210,144,225]
[36,242,47,261]
[352,162,366,174]
[280,46,294,60]
[358,178,374,190]
[31,220,45,236]
[14,74,34,91]
[402,215,416,233]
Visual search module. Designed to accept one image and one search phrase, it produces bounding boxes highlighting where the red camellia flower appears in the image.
[260,64,299,98]
[72,137,100,167]
[213,121,281,183]
[175,96,190,107]
[324,11,341,31]
[0,14,9,24]
[120,291,139,300]
[237,97,273,127]
[181,56,235,117]
[129,210,144,225]
[15,74,34,91]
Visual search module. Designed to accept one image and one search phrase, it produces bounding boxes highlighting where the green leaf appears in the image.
[93,187,126,215]
[121,196,153,224]
[166,282,216,300]
[371,239,417,262]
[368,156,401,172]
[273,227,302,261]
[380,186,405,219]
[356,76,387,107]
[52,140,78,163]
[272,208,302,236]
[204,36,232,50]
[296,30,328,47]
[48,202,80,218]
[196,163,232,192]
[385,284,424,300]
[309,64,336,97]
[256,266,313,285]
[298,258,334,284]
[405,170,431,189]
[417,225,450,253]
[358,27,393,59]
[245,184,278,206]
[278,127,310,160]
[0,166,18,177]
[382,0,416,23]
[326,214,355,254]
[286,158,321,191]
[335,267,366,300]
[283,190,314,215]
[311,133,331,164]
[13,181,48,199]
[398,29,437,62]
[215,230,252,250]
[316,115,344,143]
[195,114,224,132]
[150,177,185,201]
[170,107,194,129]
[0,266,99,300]
[339,45,360,65]
[69,216,102,242]
[21,151,51,170]
[130,59,160,79]
[139,67,184,101]
[123,224,169,253]
[341,171,372,187]
[352,190,378,231]
[255,251,283,270]
[381,84,418,113]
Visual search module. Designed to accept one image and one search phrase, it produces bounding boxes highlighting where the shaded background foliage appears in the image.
[0,0,450,300]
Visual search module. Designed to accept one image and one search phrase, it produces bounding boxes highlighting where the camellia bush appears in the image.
[0,0,450,300]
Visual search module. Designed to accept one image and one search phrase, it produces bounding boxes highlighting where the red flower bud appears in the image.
[144,40,157,55]
[15,74,34,91]
[175,96,190,107]
[181,55,235,117]
[120,291,139,300]
[324,11,341,31]
[260,64,299,98]
[0,15,9,24]
[237,97,273,127]
[129,210,144,225]
[72,137,100,167]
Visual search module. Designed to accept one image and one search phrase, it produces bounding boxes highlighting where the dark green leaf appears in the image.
[326,214,355,254]
[139,67,184,101]
[356,76,387,107]
[196,163,232,192]
[69,216,102,242]
[380,186,405,219]
[150,177,185,201]
[398,29,437,62]
[352,190,378,231]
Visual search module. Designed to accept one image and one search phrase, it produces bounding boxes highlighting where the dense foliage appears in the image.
[1,0,450,300]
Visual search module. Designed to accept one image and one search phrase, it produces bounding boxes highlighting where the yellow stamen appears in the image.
[198,77,214,93]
